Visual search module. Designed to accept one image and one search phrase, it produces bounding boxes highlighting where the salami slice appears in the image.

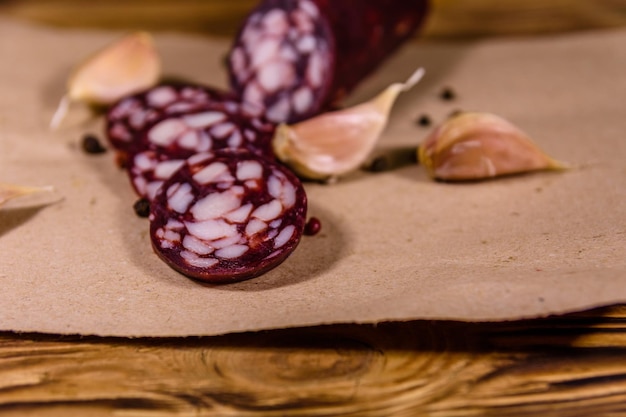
[149,150,307,283]
[126,102,276,201]
[105,83,237,155]
[227,0,429,123]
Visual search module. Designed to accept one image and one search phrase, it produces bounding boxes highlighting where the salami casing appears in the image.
[227,0,429,123]
[149,150,307,283]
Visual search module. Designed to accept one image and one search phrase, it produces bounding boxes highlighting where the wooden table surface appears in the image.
[1,1,626,416]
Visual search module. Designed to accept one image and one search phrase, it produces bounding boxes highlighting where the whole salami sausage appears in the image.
[126,101,276,201]
[227,0,429,123]
[149,150,307,283]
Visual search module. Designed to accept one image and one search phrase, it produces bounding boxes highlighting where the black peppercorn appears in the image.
[416,114,431,127]
[81,134,107,154]
[133,198,151,218]
[440,87,456,101]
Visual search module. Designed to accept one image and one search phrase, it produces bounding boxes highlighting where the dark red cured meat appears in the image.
[149,150,307,283]
[105,82,238,154]
[227,0,429,123]
[126,102,276,201]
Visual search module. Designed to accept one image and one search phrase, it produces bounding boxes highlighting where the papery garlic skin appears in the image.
[0,183,55,208]
[68,32,161,105]
[419,112,566,181]
[273,68,425,181]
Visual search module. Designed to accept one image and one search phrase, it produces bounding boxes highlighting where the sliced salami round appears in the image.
[149,150,307,283]
[227,0,429,124]
[105,83,237,154]
[126,102,276,201]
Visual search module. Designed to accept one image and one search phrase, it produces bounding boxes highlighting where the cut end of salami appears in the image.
[228,0,334,123]
[149,150,307,284]
[228,0,430,124]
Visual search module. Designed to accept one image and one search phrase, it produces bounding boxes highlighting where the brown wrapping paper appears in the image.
[0,17,624,337]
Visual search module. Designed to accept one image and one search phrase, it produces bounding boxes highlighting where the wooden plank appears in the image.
[424,0,626,39]
[0,305,625,415]
[2,0,626,39]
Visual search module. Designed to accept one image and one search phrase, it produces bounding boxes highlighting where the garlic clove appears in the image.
[68,31,161,104]
[418,112,567,181]
[50,32,161,129]
[0,183,55,208]
[273,68,425,181]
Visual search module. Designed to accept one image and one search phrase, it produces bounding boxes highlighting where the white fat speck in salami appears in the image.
[296,34,316,53]
[190,191,242,221]
[252,37,282,68]
[274,225,296,249]
[266,96,291,123]
[245,218,267,236]
[224,203,253,223]
[257,61,295,93]
[168,182,195,213]
[216,245,249,259]
[299,0,319,18]
[211,234,243,250]
[150,149,307,283]
[211,123,236,138]
[251,199,283,221]
[178,130,201,149]
[183,235,215,255]
[292,87,313,114]
[185,219,238,241]
[154,159,186,180]
[149,119,187,147]
[109,123,132,142]
[147,86,178,107]
[183,111,226,128]
[227,131,243,148]
[263,9,290,35]
[193,162,230,184]
[129,109,154,129]
[243,82,265,106]
[236,160,264,181]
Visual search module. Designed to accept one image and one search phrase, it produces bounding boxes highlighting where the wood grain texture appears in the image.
[1,305,625,416]
[2,0,626,39]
